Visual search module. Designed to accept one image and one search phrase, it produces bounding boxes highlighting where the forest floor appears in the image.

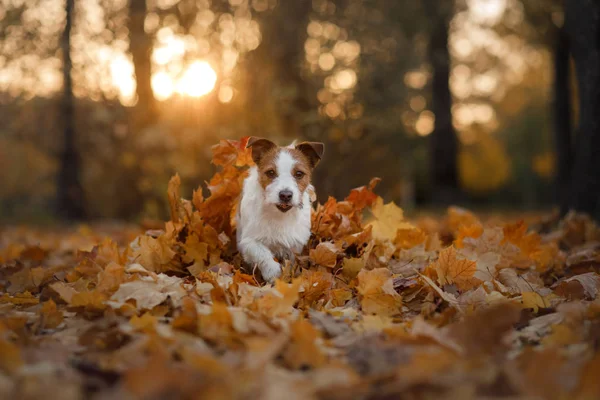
[2,139,600,400]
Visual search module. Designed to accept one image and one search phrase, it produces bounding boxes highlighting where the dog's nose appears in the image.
[279,190,293,203]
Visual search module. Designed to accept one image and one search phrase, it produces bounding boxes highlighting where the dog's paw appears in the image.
[260,260,282,283]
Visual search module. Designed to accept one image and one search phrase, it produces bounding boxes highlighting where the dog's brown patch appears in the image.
[256,147,281,191]
[287,148,312,194]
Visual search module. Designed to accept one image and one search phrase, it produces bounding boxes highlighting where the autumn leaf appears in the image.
[252,279,301,318]
[367,197,413,241]
[521,291,550,313]
[107,274,187,310]
[211,137,253,167]
[345,177,381,210]
[394,227,427,250]
[282,318,326,369]
[38,300,64,329]
[309,241,339,268]
[0,339,23,374]
[132,235,176,273]
[69,290,108,313]
[427,246,481,291]
[357,268,402,316]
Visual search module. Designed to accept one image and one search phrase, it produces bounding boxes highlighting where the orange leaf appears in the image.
[428,246,480,291]
[395,228,428,250]
[309,242,339,268]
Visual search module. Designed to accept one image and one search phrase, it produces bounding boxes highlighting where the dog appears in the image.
[236,137,324,282]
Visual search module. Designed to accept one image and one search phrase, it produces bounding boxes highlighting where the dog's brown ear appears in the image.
[246,137,277,165]
[295,142,324,168]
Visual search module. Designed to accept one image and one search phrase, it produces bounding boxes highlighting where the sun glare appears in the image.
[176,61,217,98]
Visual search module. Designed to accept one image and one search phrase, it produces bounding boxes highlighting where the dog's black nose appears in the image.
[279,190,293,203]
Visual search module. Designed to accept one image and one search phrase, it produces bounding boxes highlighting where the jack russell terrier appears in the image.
[236,137,324,282]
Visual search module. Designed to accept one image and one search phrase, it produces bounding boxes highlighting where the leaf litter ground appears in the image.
[2,138,600,400]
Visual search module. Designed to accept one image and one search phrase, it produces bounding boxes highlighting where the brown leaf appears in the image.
[309,242,339,268]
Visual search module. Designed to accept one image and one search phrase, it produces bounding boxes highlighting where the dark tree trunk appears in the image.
[564,0,600,221]
[428,2,459,203]
[246,0,313,138]
[553,25,572,215]
[57,0,85,220]
[129,0,156,126]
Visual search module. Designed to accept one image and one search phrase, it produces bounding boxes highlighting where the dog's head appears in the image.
[246,137,324,213]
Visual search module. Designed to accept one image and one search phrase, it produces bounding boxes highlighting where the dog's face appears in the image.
[246,137,324,213]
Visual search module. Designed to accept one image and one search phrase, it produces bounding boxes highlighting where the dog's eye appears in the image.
[265,169,276,179]
[294,171,305,179]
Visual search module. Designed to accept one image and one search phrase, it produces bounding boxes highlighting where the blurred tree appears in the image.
[245,0,313,138]
[427,0,459,204]
[57,0,85,219]
[564,0,600,220]
[552,24,572,215]
[129,0,156,127]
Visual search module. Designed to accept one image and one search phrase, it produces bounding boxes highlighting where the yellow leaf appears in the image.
[367,197,413,241]
[282,318,326,369]
[182,234,209,265]
[357,268,402,316]
[342,256,365,279]
[133,235,176,272]
[521,291,549,313]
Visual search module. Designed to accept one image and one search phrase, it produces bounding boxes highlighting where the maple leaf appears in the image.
[132,235,176,273]
[345,177,381,210]
[521,291,551,313]
[454,223,483,248]
[211,137,253,167]
[96,262,126,295]
[172,296,199,333]
[252,279,301,318]
[38,300,64,329]
[107,274,187,310]
[366,197,413,242]
[182,233,209,265]
[298,269,333,309]
[70,291,108,312]
[394,227,427,250]
[447,206,481,232]
[357,268,402,316]
[282,318,326,369]
[427,246,481,291]
[309,241,339,268]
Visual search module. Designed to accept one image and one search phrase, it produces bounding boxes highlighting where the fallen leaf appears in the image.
[107,274,187,310]
[427,246,481,291]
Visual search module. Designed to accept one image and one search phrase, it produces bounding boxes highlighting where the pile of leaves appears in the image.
[2,138,600,399]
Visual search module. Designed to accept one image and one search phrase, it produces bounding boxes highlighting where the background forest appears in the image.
[0,0,578,221]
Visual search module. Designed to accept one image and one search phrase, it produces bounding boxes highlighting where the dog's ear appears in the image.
[246,137,277,165]
[295,142,324,168]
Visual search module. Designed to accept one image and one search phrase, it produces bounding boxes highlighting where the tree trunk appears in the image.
[246,1,313,138]
[428,2,459,204]
[553,25,572,215]
[564,0,600,220]
[129,0,156,126]
[57,0,85,220]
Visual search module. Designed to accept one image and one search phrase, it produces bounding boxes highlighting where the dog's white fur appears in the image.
[236,150,313,282]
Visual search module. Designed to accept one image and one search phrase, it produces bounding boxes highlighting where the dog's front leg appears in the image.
[238,238,281,283]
